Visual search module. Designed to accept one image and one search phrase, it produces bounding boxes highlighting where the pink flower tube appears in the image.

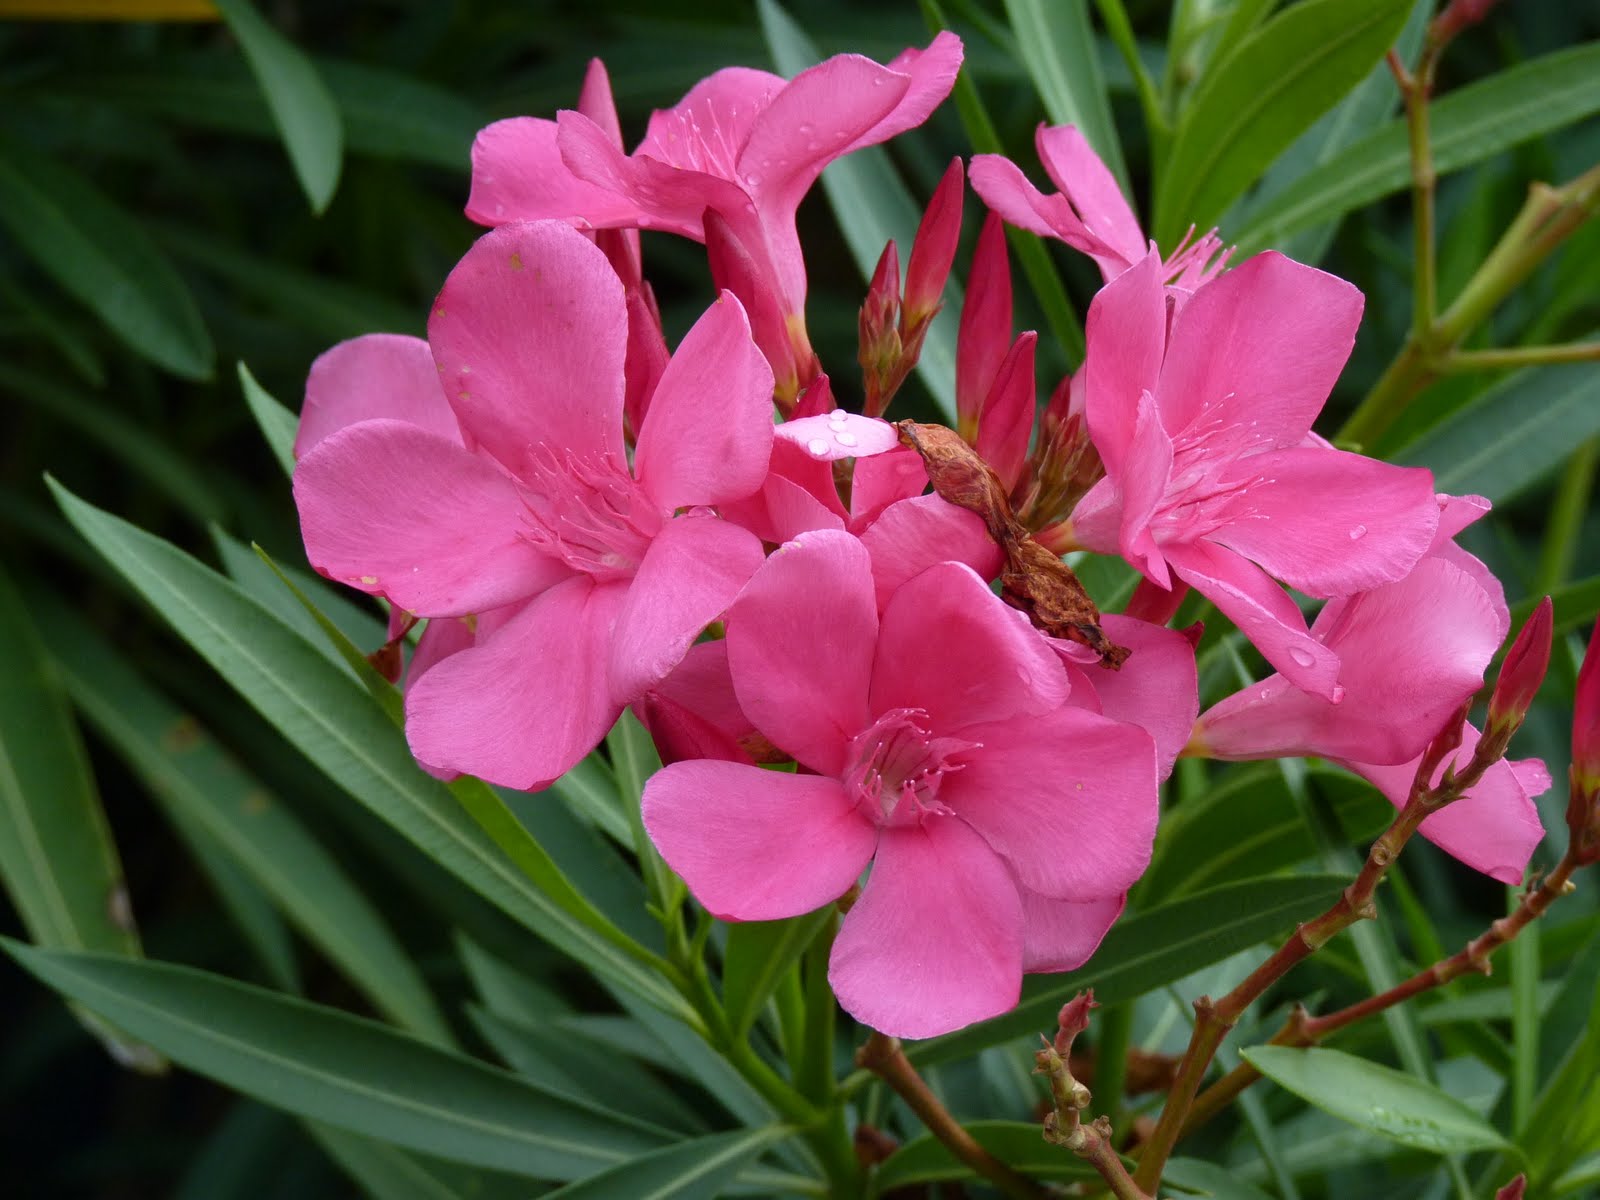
[642,531,1160,1038]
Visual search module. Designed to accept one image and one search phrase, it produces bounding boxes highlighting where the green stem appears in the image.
[1509,885,1540,1132]
[1436,341,1600,372]
[1092,1001,1133,1132]
[1094,0,1169,157]
[797,911,838,1105]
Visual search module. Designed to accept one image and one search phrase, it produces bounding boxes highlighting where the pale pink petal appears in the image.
[634,293,775,510]
[848,447,929,527]
[636,67,784,173]
[1084,252,1167,476]
[857,33,964,153]
[1087,614,1199,779]
[1346,729,1549,884]
[1168,540,1340,700]
[294,420,568,616]
[872,561,1068,729]
[860,495,1003,610]
[941,707,1158,899]
[465,117,646,229]
[405,578,625,789]
[559,110,751,241]
[297,335,460,457]
[642,761,874,920]
[608,512,765,701]
[776,412,900,464]
[1435,492,1491,545]
[726,529,876,776]
[830,816,1022,1038]
[430,222,626,472]
[1035,124,1144,276]
[1020,890,1125,973]
[1156,252,1363,443]
[1211,448,1437,597]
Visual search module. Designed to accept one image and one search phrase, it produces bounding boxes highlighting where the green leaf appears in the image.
[1396,357,1600,504]
[213,0,344,212]
[721,908,833,1038]
[756,0,957,418]
[47,481,693,1025]
[909,874,1346,1067]
[1234,41,1600,254]
[873,1121,1098,1191]
[1240,1045,1512,1154]
[1154,0,1411,247]
[3,943,670,1179]
[542,1127,794,1200]
[36,603,454,1047]
[307,1122,532,1200]
[0,135,213,379]
[239,362,299,478]
[1163,1156,1278,1200]
[1001,0,1128,194]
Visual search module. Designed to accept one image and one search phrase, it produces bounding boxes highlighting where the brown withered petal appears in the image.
[894,420,1130,669]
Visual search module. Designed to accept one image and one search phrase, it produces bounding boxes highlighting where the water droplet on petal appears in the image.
[1348,524,1367,540]
[835,431,858,447]
[1258,688,1272,700]
[828,407,848,422]
[1288,646,1316,668]
[806,438,829,457]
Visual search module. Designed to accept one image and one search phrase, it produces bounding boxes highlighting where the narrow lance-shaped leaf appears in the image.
[47,480,693,1024]
[722,909,834,1039]
[0,566,160,1069]
[1153,0,1411,246]
[213,0,344,212]
[2,943,672,1180]
[539,1127,794,1200]
[1240,1045,1512,1154]
[239,361,298,478]
[0,134,213,379]
[36,602,454,1047]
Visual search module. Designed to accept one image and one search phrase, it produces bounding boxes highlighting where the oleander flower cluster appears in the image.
[290,35,1549,1038]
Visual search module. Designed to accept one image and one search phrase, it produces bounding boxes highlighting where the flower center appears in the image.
[519,447,663,581]
[641,89,772,183]
[842,708,978,827]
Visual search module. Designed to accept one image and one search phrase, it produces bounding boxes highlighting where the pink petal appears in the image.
[872,561,1068,730]
[1167,539,1341,700]
[1035,124,1144,276]
[719,469,846,544]
[829,816,1022,1038]
[1156,252,1362,444]
[1211,448,1437,597]
[643,761,875,920]
[636,66,784,175]
[1088,614,1199,779]
[726,530,877,776]
[1346,728,1549,885]
[429,222,627,473]
[608,512,765,702]
[634,640,757,767]
[296,334,460,458]
[860,495,1003,611]
[969,153,1091,243]
[858,33,964,152]
[1116,388,1177,587]
[1195,556,1503,765]
[633,292,775,509]
[848,446,928,528]
[294,419,568,616]
[577,59,624,148]
[1083,252,1167,477]
[465,117,646,229]
[559,109,751,242]
[942,707,1158,899]
[975,333,1037,493]
[775,412,900,463]
[1021,890,1125,973]
[406,615,476,690]
[405,578,625,789]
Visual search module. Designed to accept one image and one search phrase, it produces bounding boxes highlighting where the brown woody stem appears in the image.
[857,1031,1050,1200]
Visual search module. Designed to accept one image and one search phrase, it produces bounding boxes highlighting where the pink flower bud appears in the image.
[1568,619,1600,863]
[956,211,1012,442]
[1052,990,1097,1056]
[1431,0,1504,48]
[975,332,1036,494]
[1486,597,1552,744]
[1494,1174,1526,1200]
[859,241,903,415]
[903,158,964,326]
[704,208,804,406]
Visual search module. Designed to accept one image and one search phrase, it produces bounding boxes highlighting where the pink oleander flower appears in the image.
[293,220,775,789]
[1191,497,1548,883]
[642,531,1161,1038]
[466,35,963,398]
[1065,250,1440,697]
[970,123,1227,290]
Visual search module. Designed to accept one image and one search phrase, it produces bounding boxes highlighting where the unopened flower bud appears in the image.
[1484,597,1552,753]
[704,207,810,408]
[1567,620,1600,863]
[1494,1174,1527,1200]
[903,158,963,329]
[1431,0,1503,49]
[956,211,1012,442]
[1053,990,1097,1056]
[859,240,903,411]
